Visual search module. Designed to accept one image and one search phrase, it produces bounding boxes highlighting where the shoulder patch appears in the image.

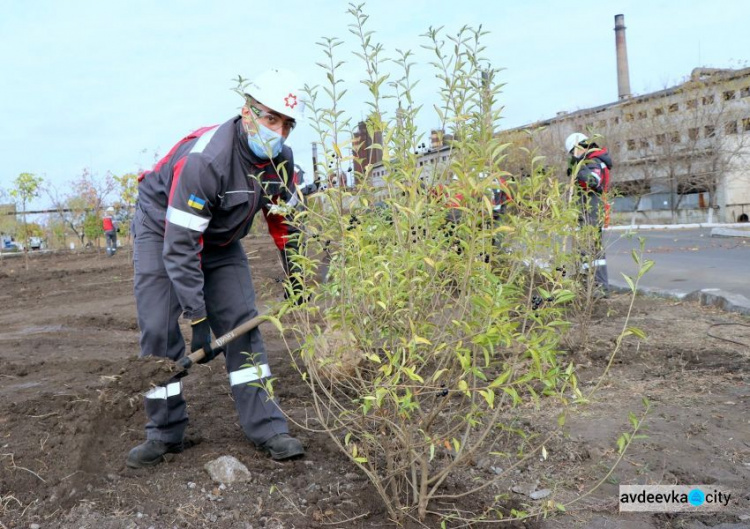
[188,194,206,211]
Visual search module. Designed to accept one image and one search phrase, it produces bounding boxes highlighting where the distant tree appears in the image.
[9,172,42,267]
[112,172,139,242]
[46,218,68,249]
[45,168,116,246]
[83,212,103,248]
[10,172,43,245]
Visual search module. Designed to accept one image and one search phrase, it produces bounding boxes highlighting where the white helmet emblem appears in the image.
[284,93,298,110]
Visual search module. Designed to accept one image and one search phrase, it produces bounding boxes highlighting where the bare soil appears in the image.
[1,237,749,529]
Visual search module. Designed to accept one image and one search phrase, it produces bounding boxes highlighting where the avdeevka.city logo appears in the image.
[619,485,732,512]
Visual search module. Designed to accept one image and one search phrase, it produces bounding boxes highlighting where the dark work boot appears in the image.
[259,433,305,460]
[126,440,184,469]
[593,286,610,300]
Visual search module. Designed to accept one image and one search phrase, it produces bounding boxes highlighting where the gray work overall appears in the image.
[578,191,609,290]
[132,207,288,445]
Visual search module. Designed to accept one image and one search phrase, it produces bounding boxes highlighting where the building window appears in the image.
[687,99,698,109]
[598,119,606,128]
[743,118,750,132]
[613,180,650,196]
[637,110,647,119]
[625,113,634,122]
[639,138,650,149]
[668,103,679,113]
[703,94,715,105]
[688,128,700,141]
[726,121,738,135]
[705,125,716,138]
[654,107,664,116]
[678,179,710,195]
[611,116,620,125]
[655,133,666,146]
[741,87,750,98]
[670,131,680,144]
[627,139,636,151]
[723,90,736,101]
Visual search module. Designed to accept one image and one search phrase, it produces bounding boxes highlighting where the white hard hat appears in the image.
[245,68,304,121]
[565,132,588,154]
[106,206,115,213]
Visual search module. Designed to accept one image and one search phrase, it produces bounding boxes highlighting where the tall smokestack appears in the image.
[614,14,631,100]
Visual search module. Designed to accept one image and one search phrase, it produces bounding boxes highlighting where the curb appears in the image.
[606,222,750,232]
[710,227,750,238]
[609,281,750,317]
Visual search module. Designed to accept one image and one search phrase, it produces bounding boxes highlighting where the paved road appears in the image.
[605,228,750,299]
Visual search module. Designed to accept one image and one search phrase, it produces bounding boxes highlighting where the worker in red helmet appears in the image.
[102,206,118,256]
[565,132,613,298]
[128,68,306,469]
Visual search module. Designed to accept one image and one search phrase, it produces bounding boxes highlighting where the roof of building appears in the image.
[500,67,750,135]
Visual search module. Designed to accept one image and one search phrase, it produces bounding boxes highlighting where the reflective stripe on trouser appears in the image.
[202,241,288,446]
[581,259,609,289]
[133,210,189,443]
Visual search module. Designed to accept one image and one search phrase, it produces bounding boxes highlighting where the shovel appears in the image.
[158,314,267,385]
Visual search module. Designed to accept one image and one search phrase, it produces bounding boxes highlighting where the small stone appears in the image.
[30,524,41,529]
[530,489,551,500]
[205,455,252,484]
[187,482,196,489]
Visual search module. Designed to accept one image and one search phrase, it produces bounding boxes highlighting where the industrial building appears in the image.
[347,14,750,224]
[493,15,750,224]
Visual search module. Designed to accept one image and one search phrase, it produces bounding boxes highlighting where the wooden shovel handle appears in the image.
[177,314,266,370]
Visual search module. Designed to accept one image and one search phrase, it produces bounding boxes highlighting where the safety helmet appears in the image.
[245,68,304,121]
[106,206,115,213]
[565,132,589,154]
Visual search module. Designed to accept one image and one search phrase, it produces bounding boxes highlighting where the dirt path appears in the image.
[1,238,748,528]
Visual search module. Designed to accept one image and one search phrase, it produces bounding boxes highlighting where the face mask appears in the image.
[246,123,284,159]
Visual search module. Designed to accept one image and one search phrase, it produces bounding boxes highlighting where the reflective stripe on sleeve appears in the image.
[166,206,209,232]
[189,126,219,154]
[581,259,607,270]
[286,190,301,209]
[229,363,271,387]
[144,381,182,400]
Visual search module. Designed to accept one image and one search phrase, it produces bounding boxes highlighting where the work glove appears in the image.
[190,317,219,364]
[577,168,602,191]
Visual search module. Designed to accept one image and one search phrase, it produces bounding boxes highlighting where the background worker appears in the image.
[127,68,306,469]
[102,206,118,256]
[565,132,613,297]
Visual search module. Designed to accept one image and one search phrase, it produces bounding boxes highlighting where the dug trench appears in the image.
[0,235,749,528]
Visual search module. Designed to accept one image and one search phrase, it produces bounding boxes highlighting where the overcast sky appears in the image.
[1,0,748,208]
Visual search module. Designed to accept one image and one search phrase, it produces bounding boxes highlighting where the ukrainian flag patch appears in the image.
[187,194,206,211]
